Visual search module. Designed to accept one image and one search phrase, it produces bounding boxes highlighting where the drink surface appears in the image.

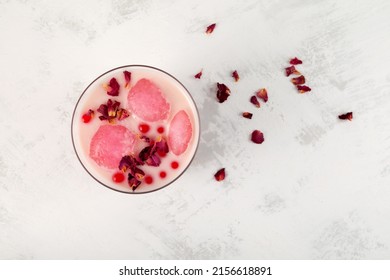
[72,66,199,193]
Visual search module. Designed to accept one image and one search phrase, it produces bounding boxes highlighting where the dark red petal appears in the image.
[206,23,216,34]
[285,65,301,77]
[118,155,138,172]
[139,146,152,162]
[297,85,311,93]
[128,173,141,191]
[194,70,202,79]
[251,130,264,144]
[214,168,225,181]
[290,57,302,65]
[250,96,260,108]
[154,137,169,154]
[291,75,305,85]
[107,99,120,117]
[145,154,161,167]
[123,71,131,88]
[216,83,231,103]
[106,78,120,96]
[133,167,145,181]
[232,70,239,82]
[242,112,253,119]
[338,112,353,121]
[256,88,268,102]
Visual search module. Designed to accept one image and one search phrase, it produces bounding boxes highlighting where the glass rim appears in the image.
[71,64,201,194]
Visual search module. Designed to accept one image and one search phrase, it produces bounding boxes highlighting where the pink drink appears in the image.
[71,66,200,193]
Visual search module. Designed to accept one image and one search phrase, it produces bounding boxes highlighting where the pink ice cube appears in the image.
[168,110,193,155]
[89,124,136,169]
[127,78,170,122]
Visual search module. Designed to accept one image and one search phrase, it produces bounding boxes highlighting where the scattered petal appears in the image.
[154,137,169,154]
[214,168,225,181]
[250,96,260,108]
[256,88,268,102]
[232,70,240,82]
[338,112,353,121]
[206,23,216,34]
[118,155,137,173]
[216,83,231,103]
[128,173,141,191]
[291,75,306,85]
[139,146,152,162]
[290,57,302,65]
[194,70,202,79]
[251,130,264,144]
[285,65,301,77]
[107,99,120,117]
[124,71,131,88]
[117,108,130,120]
[242,112,253,119]
[105,78,120,96]
[145,154,161,167]
[297,85,311,93]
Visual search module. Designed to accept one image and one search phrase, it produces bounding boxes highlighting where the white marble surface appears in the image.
[1,0,390,259]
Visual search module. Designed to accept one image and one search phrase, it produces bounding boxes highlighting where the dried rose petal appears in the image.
[128,173,141,191]
[250,96,260,108]
[256,88,268,102]
[118,155,137,172]
[107,99,120,117]
[117,108,130,120]
[145,154,161,167]
[194,70,202,79]
[291,75,305,85]
[251,130,264,144]
[139,135,151,143]
[216,83,231,103]
[232,70,239,82]
[154,137,169,154]
[105,78,120,96]
[297,85,311,93]
[242,112,253,119]
[285,66,301,77]
[290,57,302,65]
[214,168,225,181]
[338,112,353,121]
[139,146,152,162]
[123,71,131,88]
[206,23,216,34]
[133,167,145,180]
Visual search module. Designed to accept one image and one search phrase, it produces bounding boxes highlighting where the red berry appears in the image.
[157,126,165,134]
[159,171,167,178]
[138,123,150,133]
[144,176,153,184]
[112,172,125,183]
[171,161,179,169]
[82,113,92,123]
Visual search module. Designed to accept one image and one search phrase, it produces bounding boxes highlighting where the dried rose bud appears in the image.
[194,70,202,79]
[206,23,216,34]
[242,112,253,119]
[117,108,130,120]
[214,168,225,181]
[290,57,302,65]
[285,65,301,77]
[291,75,305,85]
[251,130,264,144]
[232,70,239,82]
[256,88,268,102]
[124,71,131,88]
[338,112,353,121]
[250,96,260,108]
[104,77,120,96]
[297,85,311,93]
[216,83,231,103]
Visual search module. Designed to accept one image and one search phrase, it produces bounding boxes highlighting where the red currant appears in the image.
[138,123,150,133]
[112,172,125,183]
[171,161,179,169]
[82,113,92,123]
[157,126,165,134]
[159,171,167,178]
[144,176,153,184]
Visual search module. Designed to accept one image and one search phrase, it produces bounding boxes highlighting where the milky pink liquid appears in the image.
[72,66,199,193]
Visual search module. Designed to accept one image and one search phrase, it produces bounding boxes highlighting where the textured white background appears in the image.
[1,0,390,259]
